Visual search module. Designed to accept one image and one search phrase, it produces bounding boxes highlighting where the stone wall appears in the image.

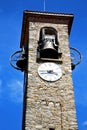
[23,21,78,130]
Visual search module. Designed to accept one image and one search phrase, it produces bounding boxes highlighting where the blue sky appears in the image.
[0,0,87,130]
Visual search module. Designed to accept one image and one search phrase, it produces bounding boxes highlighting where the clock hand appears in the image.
[52,72,58,75]
[39,70,48,74]
[39,70,58,75]
[47,70,58,75]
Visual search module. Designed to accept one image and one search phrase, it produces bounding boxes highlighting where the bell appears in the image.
[16,51,27,70]
[16,58,27,70]
[71,63,75,70]
[40,40,58,59]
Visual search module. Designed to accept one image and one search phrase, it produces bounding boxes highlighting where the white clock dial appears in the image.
[38,62,62,82]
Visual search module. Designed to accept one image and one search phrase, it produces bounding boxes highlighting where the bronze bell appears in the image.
[38,27,60,59]
[40,37,58,59]
[16,51,27,70]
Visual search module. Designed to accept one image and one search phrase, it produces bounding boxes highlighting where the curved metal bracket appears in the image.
[10,50,27,71]
[70,47,82,70]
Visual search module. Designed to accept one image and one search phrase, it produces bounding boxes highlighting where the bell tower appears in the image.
[10,10,81,130]
[21,10,78,130]
[20,10,78,130]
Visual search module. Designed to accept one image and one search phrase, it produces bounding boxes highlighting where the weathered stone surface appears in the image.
[23,13,78,130]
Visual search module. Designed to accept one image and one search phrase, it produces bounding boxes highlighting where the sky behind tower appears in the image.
[0,0,87,130]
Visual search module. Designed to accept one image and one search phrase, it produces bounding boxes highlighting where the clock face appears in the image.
[38,62,62,82]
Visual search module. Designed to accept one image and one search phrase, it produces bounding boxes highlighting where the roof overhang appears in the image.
[20,10,74,48]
